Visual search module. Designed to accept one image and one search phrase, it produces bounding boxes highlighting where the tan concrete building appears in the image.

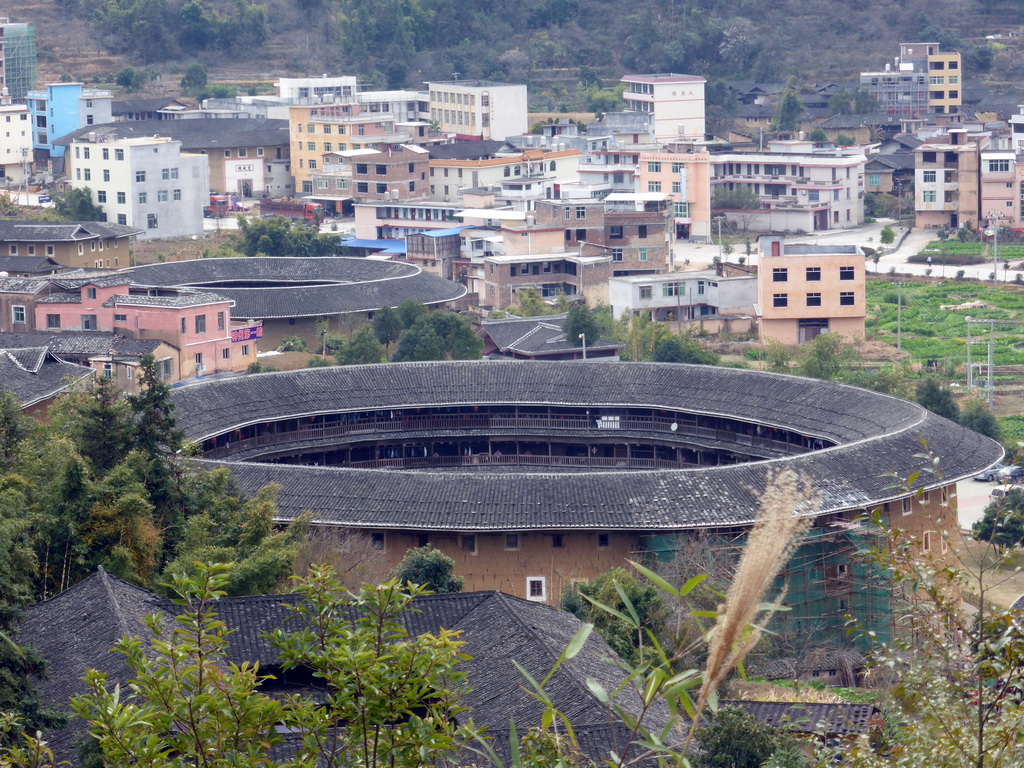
[860,42,963,118]
[635,144,713,241]
[756,237,866,345]
[311,145,430,214]
[289,103,433,194]
[428,147,581,203]
[914,129,985,230]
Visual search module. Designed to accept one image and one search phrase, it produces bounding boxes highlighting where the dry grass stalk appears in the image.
[684,468,818,749]
[727,680,845,705]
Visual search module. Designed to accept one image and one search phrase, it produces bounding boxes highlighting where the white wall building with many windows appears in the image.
[65,135,209,240]
[426,81,527,141]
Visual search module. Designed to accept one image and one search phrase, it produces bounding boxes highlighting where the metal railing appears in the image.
[203,413,814,460]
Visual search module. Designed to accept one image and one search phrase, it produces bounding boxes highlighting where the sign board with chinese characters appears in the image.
[231,326,263,343]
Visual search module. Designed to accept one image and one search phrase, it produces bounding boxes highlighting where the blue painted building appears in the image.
[27,83,112,162]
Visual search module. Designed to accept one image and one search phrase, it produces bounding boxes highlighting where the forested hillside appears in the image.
[24,0,1024,98]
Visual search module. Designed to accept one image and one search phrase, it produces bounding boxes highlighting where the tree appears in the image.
[828,89,853,116]
[693,706,801,768]
[373,306,402,359]
[128,354,183,460]
[180,63,207,91]
[114,66,147,91]
[339,325,385,365]
[161,478,302,596]
[652,336,718,365]
[808,127,827,142]
[560,567,666,665]
[391,545,464,593]
[0,392,28,476]
[48,378,134,475]
[711,186,761,212]
[770,76,803,132]
[563,304,599,347]
[392,313,481,362]
[796,332,859,382]
[50,188,103,221]
[509,288,556,317]
[0,483,65,739]
[880,224,895,244]
[277,335,308,352]
[835,133,856,146]
[960,399,1002,441]
[915,379,960,421]
[392,322,445,362]
[973,489,1024,548]
[396,299,428,329]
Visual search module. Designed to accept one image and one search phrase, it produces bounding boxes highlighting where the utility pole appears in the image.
[716,217,723,262]
[578,332,587,360]
[987,211,999,286]
[894,282,908,351]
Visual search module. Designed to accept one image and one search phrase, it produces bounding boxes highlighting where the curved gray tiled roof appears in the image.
[126,258,467,318]
[171,362,1004,533]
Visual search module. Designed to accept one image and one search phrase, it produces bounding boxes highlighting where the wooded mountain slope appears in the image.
[25,0,1024,94]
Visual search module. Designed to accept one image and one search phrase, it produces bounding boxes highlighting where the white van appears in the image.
[990,484,1020,503]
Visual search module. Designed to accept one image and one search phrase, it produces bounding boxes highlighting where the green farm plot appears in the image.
[912,241,1024,265]
[865,280,1024,366]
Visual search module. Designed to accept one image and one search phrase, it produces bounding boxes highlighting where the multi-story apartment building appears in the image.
[354,199,464,240]
[65,135,209,240]
[289,103,434,194]
[635,145,712,241]
[530,196,674,276]
[620,74,706,143]
[0,102,30,185]
[27,82,112,160]
[426,80,528,141]
[979,149,1018,228]
[311,145,429,213]
[860,42,962,118]
[428,148,581,204]
[756,237,866,345]
[710,140,865,232]
[0,19,35,102]
[914,129,985,230]
[481,251,612,309]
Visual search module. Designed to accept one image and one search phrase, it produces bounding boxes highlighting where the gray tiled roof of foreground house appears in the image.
[481,314,622,355]
[0,347,94,406]
[866,153,916,171]
[0,256,66,275]
[52,119,290,152]
[102,291,233,309]
[125,258,466,318]
[0,331,162,357]
[169,361,1003,532]
[720,701,880,736]
[20,571,661,765]
[0,221,142,242]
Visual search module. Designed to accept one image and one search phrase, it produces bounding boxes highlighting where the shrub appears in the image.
[277,335,308,352]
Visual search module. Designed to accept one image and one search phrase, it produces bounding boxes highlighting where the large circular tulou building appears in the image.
[126,257,467,348]
[172,361,1001,646]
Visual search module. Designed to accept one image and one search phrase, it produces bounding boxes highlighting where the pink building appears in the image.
[31,277,256,380]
